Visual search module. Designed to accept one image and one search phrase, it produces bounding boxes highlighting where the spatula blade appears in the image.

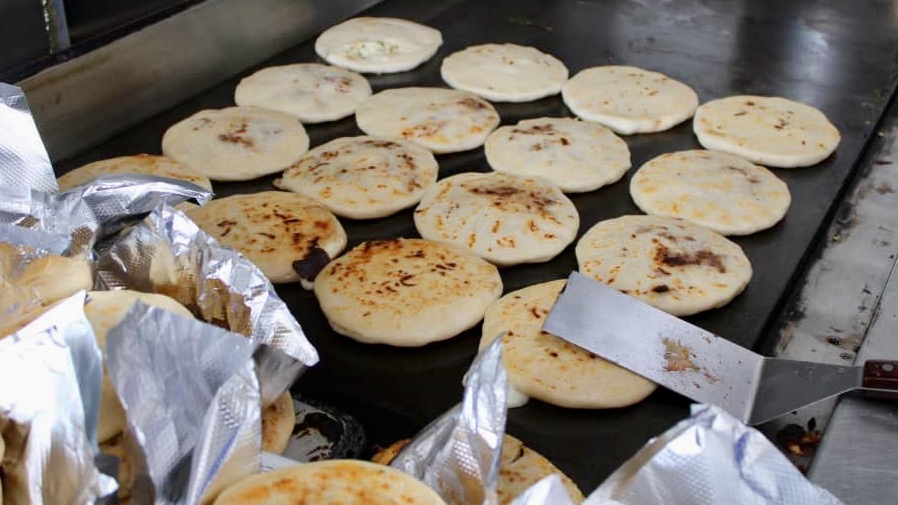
[543,272,764,423]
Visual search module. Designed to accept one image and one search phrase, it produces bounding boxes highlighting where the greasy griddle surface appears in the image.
[59,0,898,491]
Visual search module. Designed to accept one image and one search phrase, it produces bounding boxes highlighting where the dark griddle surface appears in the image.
[59,0,898,492]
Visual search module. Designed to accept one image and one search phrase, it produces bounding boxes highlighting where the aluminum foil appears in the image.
[0,185,94,256]
[585,404,844,505]
[510,475,576,505]
[0,291,116,503]
[0,83,56,193]
[105,302,261,504]
[0,174,211,256]
[0,222,69,254]
[97,204,319,405]
[391,338,507,505]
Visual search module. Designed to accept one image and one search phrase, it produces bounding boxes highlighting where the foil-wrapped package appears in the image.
[585,404,843,505]
[97,204,318,404]
[105,302,261,504]
[0,83,56,193]
[510,475,576,505]
[0,291,116,503]
[391,338,507,505]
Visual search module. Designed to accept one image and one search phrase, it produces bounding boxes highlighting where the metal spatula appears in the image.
[543,272,898,425]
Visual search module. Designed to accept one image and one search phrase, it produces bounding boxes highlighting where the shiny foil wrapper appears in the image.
[0,292,116,503]
[97,204,319,404]
[0,174,211,255]
[0,185,94,254]
[105,302,261,504]
[0,222,69,255]
[0,83,56,193]
[65,174,211,240]
[511,475,576,505]
[391,338,507,505]
[585,404,843,505]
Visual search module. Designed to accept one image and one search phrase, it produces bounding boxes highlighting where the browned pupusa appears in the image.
[575,214,753,316]
[313,238,502,346]
[414,172,579,266]
[480,280,656,409]
[186,191,347,287]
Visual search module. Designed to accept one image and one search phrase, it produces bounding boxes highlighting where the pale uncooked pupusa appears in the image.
[630,149,791,235]
[576,214,752,316]
[484,117,631,192]
[562,65,699,134]
[355,87,500,153]
[414,172,580,266]
[315,17,443,74]
[234,63,371,123]
[274,136,438,219]
[693,95,840,168]
[441,43,568,102]
[161,106,309,181]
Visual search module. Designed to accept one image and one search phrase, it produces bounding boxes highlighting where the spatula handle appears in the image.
[862,360,898,392]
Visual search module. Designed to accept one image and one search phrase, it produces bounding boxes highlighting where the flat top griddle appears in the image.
[58,0,898,492]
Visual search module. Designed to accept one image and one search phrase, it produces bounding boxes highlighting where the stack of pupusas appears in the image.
[0,190,298,503]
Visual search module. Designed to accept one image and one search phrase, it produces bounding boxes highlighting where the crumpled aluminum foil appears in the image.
[0,83,56,193]
[585,404,844,505]
[0,222,69,255]
[105,302,261,504]
[510,475,576,505]
[97,204,319,405]
[0,174,211,255]
[0,291,116,503]
[391,338,507,505]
